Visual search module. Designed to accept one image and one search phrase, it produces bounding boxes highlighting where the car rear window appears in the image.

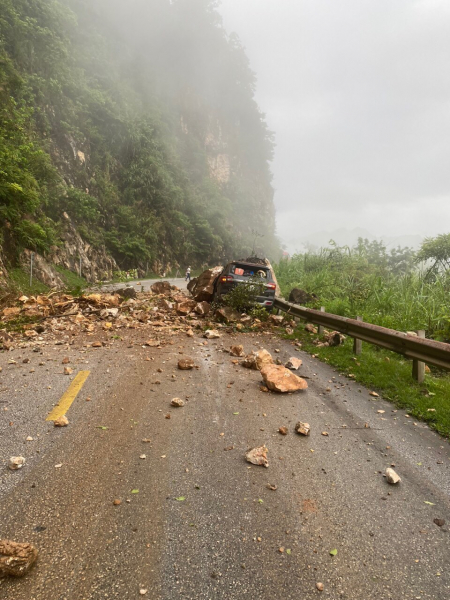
[231,264,270,279]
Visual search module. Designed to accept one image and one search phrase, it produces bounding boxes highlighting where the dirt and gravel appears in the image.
[0,284,449,599]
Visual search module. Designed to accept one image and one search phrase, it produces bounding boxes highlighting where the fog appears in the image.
[218,0,450,252]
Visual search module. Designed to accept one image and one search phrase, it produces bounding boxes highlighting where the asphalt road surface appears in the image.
[1,321,449,599]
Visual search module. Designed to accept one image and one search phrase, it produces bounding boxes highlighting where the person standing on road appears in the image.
[185,266,191,281]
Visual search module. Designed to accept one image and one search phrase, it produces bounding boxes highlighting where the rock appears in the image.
[187,277,197,294]
[117,286,137,300]
[305,323,318,334]
[178,357,195,370]
[176,300,197,315]
[186,328,194,337]
[289,288,318,305]
[215,306,240,323]
[113,499,121,506]
[0,540,39,577]
[269,314,284,325]
[230,345,245,357]
[150,281,172,295]
[159,299,173,311]
[62,357,70,364]
[9,457,25,470]
[285,327,294,335]
[54,415,69,427]
[295,422,310,436]
[204,329,221,339]
[285,357,302,370]
[434,518,445,527]
[316,582,324,592]
[194,301,211,316]
[20,249,64,288]
[0,330,13,350]
[261,365,308,393]
[245,446,269,468]
[324,331,345,347]
[242,349,273,370]
[3,307,21,317]
[188,266,223,302]
[278,426,288,435]
[385,468,401,484]
[171,398,185,407]
[26,436,33,442]
[64,366,73,375]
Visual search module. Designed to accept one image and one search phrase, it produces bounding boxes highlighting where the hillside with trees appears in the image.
[0,0,279,284]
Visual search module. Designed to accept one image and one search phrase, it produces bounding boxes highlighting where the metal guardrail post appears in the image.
[318,307,325,335]
[353,316,363,355]
[412,330,426,383]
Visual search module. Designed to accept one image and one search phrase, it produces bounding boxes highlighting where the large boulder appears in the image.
[151,281,172,295]
[194,301,211,316]
[188,266,223,302]
[289,288,318,305]
[260,364,308,393]
[117,287,137,300]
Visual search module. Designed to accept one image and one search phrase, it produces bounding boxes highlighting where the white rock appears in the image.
[9,456,25,470]
[385,468,401,484]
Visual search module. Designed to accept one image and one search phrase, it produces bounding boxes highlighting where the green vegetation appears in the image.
[275,237,450,341]
[285,326,450,439]
[9,268,50,295]
[0,0,279,275]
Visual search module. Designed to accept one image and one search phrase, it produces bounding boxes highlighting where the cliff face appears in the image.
[0,0,279,284]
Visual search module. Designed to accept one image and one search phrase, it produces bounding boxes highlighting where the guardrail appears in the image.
[273,298,450,382]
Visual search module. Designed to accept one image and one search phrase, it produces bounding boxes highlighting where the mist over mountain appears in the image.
[0,0,279,281]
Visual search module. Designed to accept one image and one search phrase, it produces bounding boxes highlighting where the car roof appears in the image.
[228,261,269,269]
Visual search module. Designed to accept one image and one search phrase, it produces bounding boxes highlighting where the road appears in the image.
[0,315,449,599]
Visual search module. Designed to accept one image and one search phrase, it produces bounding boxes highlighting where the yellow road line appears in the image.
[46,371,90,421]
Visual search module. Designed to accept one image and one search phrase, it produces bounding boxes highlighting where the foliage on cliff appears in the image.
[0,0,279,271]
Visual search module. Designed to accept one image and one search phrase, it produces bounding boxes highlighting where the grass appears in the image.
[284,324,450,439]
[54,266,87,293]
[8,268,50,295]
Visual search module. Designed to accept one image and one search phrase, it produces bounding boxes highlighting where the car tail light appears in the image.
[266,283,276,290]
[221,275,234,282]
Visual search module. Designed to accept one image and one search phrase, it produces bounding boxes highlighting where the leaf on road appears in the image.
[131,489,139,494]
[97,426,108,430]
[424,501,435,505]
[329,549,338,556]
[286,549,291,555]
[258,499,264,504]
[176,496,186,501]
[233,412,239,415]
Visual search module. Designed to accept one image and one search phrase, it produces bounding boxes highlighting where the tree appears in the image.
[416,234,450,274]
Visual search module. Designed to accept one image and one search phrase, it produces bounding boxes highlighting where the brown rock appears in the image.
[204,329,221,339]
[269,314,284,325]
[305,323,317,334]
[159,299,173,311]
[150,281,172,295]
[178,357,195,370]
[194,301,211,316]
[62,357,70,365]
[215,306,240,323]
[295,422,310,436]
[285,357,302,370]
[188,267,223,302]
[54,415,69,427]
[245,446,269,467]
[230,345,245,357]
[171,398,185,407]
[316,582,324,592]
[324,331,345,346]
[0,540,38,577]
[9,457,25,470]
[63,366,73,375]
[242,349,273,370]
[176,300,197,315]
[278,426,288,435]
[261,365,308,393]
[113,499,121,506]
[91,341,102,348]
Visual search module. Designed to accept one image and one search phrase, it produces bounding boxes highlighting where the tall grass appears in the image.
[274,244,450,340]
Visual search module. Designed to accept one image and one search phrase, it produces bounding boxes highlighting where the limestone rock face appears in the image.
[260,365,308,393]
[188,266,223,302]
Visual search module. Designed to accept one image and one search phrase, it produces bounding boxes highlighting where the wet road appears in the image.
[0,325,449,599]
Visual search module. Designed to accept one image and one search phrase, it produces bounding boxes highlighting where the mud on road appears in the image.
[1,314,450,599]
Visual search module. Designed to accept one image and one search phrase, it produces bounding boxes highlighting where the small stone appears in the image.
[54,415,69,427]
[204,329,221,339]
[62,357,70,364]
[92,341,102,348]
[434,518,445,527]
[178,357,194,370]
[9,456,25,470]
[230,345,245,357]
[113,499,121,506]
[295,422,310,436]
[316,582,324,591]
[370,391,379,397]
[285,357,302,370]
[140,454,146,459]
[385,468,401,484]
[63,366,73,375]
[139,589,148,596]
[26,436,33,442]
[278,426,288,436]
[171,398,185,407]
[245,446,269,468]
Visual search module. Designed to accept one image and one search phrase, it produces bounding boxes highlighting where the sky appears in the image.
[217,0,450,251]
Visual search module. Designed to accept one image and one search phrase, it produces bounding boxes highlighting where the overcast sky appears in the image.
[218,0,450,251]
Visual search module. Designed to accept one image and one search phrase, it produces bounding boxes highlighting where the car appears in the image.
[213,261,276,308]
